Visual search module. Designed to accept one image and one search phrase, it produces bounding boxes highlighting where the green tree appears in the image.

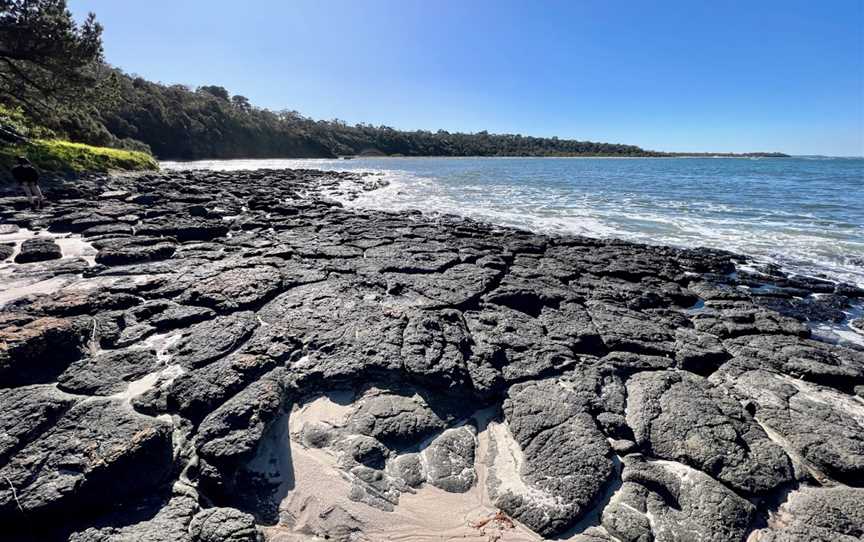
[0,0,104,123]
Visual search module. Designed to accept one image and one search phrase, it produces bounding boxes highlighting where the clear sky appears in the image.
[69,0,864,156]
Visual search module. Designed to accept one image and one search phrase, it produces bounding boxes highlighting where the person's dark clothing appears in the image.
[11,164,39,185]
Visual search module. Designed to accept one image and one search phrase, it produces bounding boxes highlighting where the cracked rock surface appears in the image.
[0,168,862,541]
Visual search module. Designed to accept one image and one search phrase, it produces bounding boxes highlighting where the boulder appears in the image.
[188,507,261,542]
[14,237,62,263]
[423,425,477,492]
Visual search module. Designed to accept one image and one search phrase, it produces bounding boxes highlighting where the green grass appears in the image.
[1,139,159,175]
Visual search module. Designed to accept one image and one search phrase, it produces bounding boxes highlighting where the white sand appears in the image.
[257,395,598,542]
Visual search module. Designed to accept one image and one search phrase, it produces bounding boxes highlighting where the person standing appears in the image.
[11,157,44,210]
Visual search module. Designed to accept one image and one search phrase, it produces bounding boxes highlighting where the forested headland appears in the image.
[0,1,788,162]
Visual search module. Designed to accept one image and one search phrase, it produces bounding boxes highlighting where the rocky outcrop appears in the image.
[0,168,862,540]
[0,400,174,527]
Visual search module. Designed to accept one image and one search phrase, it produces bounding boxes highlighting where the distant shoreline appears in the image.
[160,153,797,164]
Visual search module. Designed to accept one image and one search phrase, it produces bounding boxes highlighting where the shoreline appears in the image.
[157,159,864,290]
[1,168,863,541]
[161,154,804,164]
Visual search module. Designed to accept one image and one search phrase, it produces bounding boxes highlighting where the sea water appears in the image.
[163,156,864,287]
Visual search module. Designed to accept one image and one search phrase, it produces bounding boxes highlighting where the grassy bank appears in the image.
[1,139,159,176]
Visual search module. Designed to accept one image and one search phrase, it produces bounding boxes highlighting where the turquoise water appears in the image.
[163,157,864,286]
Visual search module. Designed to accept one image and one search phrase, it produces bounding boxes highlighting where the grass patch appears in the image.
[1,139,158,175]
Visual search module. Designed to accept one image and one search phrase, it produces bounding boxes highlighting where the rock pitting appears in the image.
[0,168,862,541]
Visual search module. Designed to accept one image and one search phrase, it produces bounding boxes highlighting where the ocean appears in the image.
[162,156,864,287]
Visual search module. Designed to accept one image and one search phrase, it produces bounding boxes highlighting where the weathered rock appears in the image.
[599,350,675,373]
[1,168,860,540]
[12,289,141,317]
[400,309,472,392]
[625,370,792,494]
[14,237,62,263]
[0,242,14,261]
[347,465,405,512]
[465,304,578,389]
[384,263,502,308]
[177,265,283,312]
[755,293,849,323]
[81,223,135,238]
[692,300,809,338]
[389,453,425,488]
[724,334,864,391]
[606,458,755,542]
[423,425,477,492]
[137,218,229,242]
[197,369,287,497]
[68,492,199,542]
[135,353,275,422]
[257,279,406,382]
[345,388,463,449]
[168,311,257,369]
[336,435,390,470]
[489,379,614,536]
[751,486,864,541]
[188,507,261,542]
[674,327,730,375]
[0,400,174,523]
[146,304,215,331]
[0,386,76,465]
[95,237,177,266]
[710,362,864,485]
[0,315,91,387]
[57,348,158,396]
[51,212,115,233]
[586,301,677,355]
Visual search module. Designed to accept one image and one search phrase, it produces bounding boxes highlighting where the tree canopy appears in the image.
[78,68,659,160]
[0,1,106,122]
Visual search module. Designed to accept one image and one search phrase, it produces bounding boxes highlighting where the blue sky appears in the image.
[69,0,863,156]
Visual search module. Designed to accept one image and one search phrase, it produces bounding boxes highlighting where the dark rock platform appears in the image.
[0,168,862,541]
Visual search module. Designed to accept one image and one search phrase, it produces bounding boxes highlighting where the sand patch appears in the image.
[256,397,595,542]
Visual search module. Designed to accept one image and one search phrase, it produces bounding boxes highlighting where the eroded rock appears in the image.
[490,378,614,536]
[15,237,62,263]
[625,370,793,494]
[0,400,174,523]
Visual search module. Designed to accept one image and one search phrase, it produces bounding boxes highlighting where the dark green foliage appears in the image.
[0,1,107,126]
[81,69,661,160]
